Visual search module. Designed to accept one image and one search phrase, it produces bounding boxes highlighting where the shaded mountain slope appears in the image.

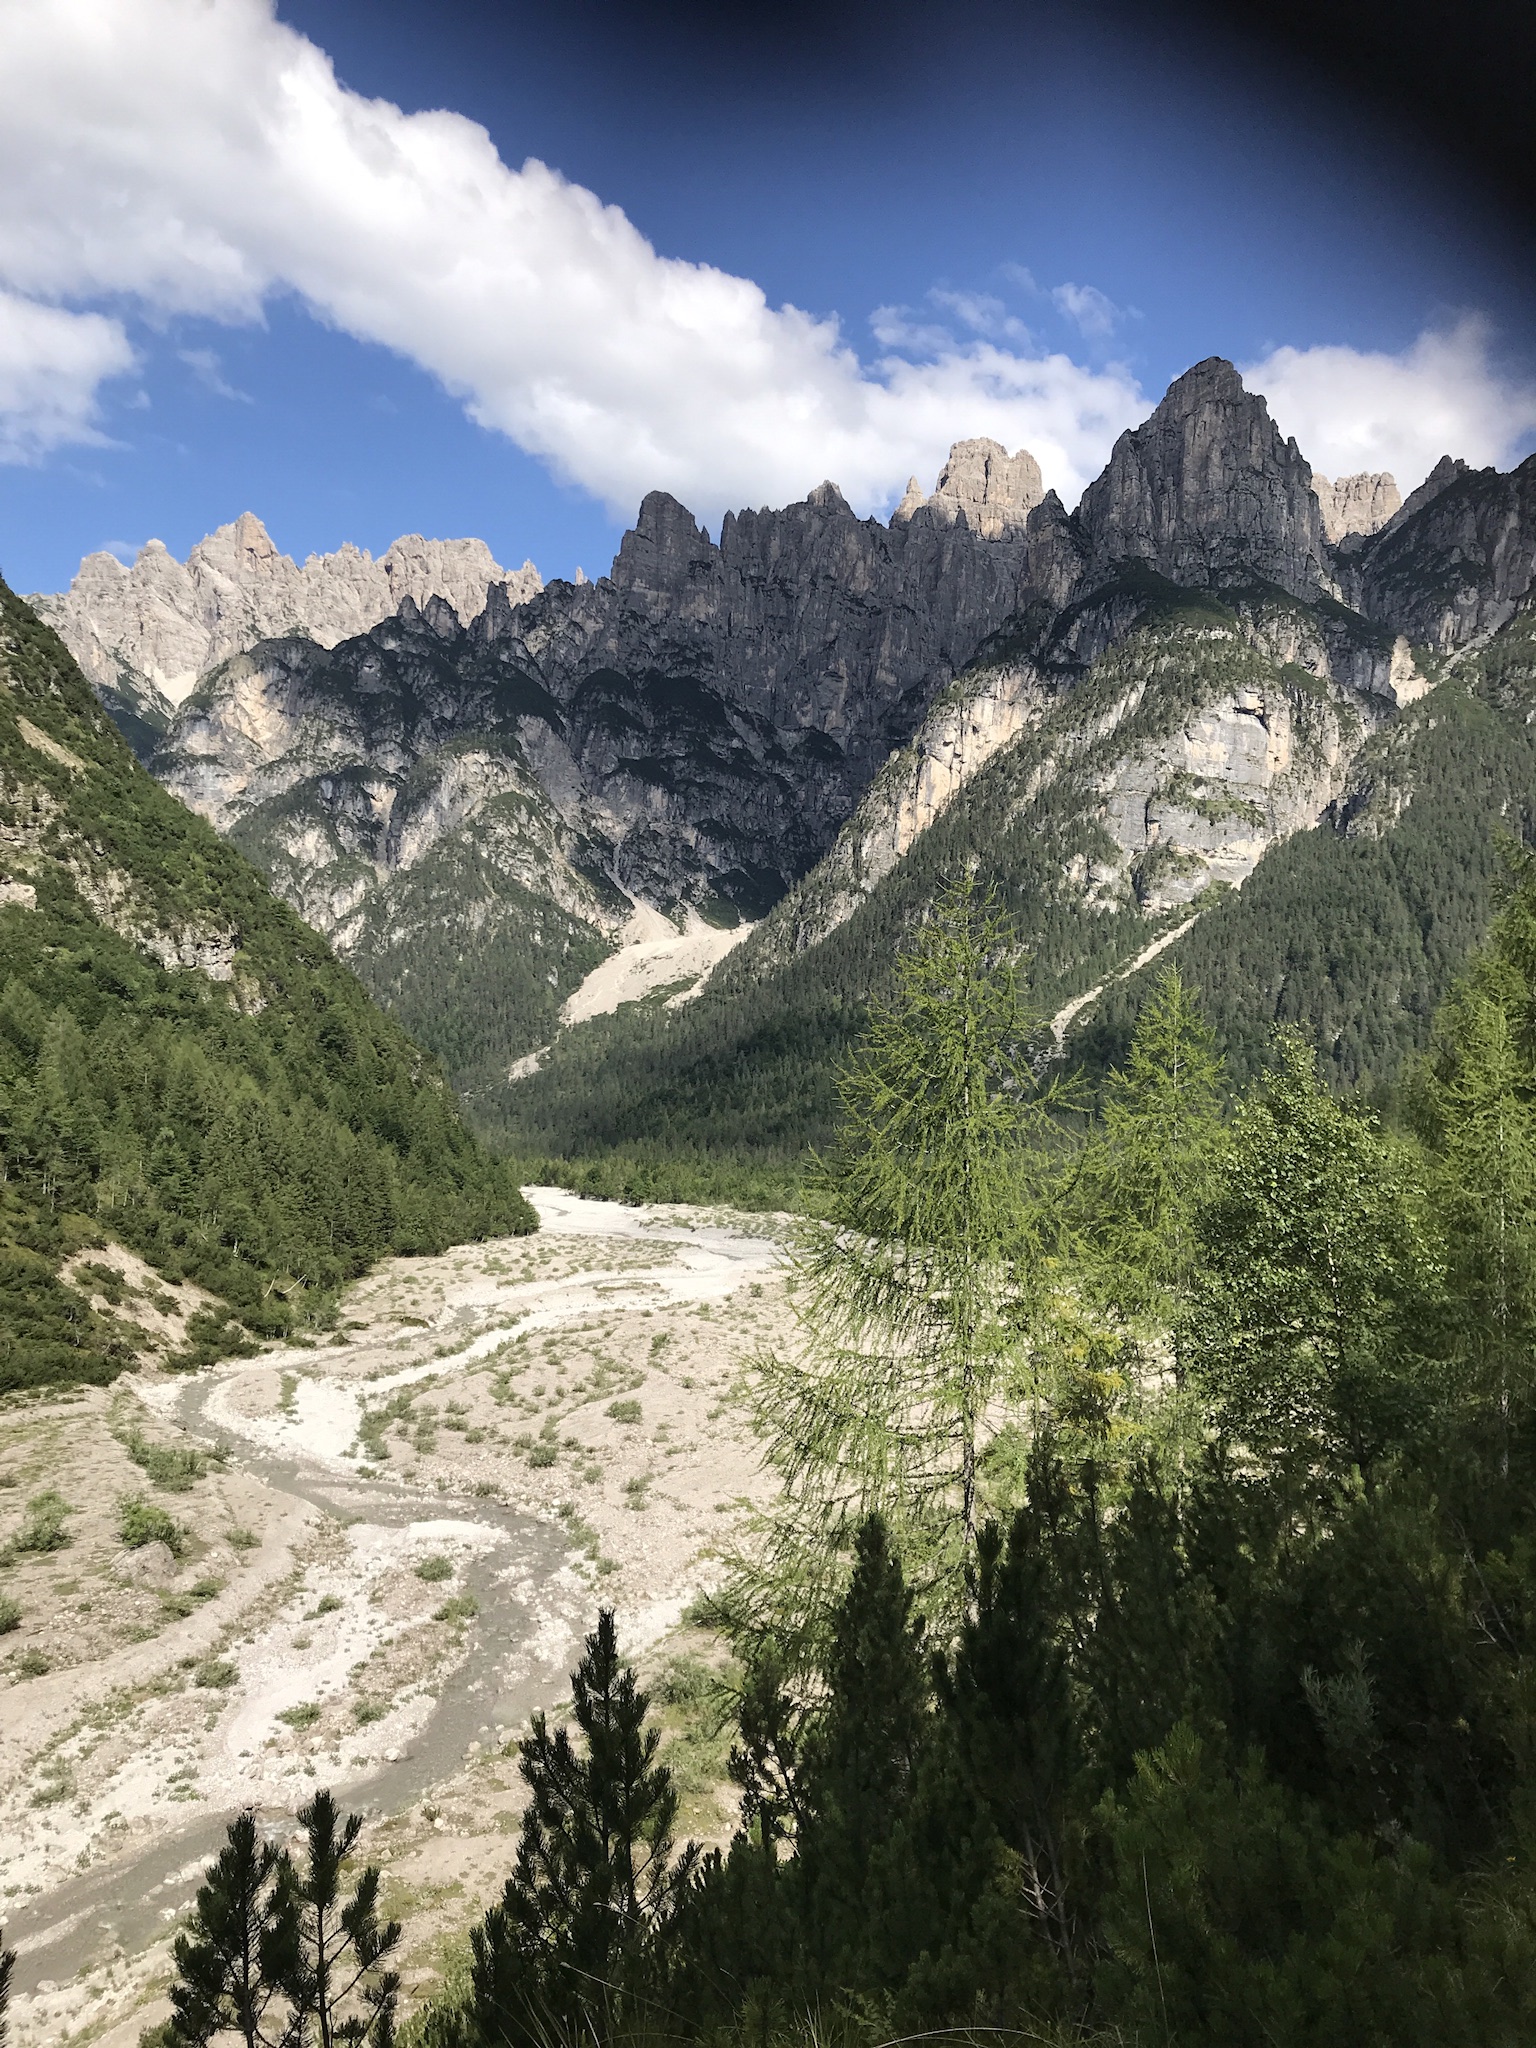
[0,581,533,1392]
[146,449,1040,1093]
[490,371,1536,1184]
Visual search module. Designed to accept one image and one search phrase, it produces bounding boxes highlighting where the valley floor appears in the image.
[0,1191,789,2046]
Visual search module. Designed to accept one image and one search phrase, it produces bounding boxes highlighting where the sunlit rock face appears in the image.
[892,438,1044,538]
[31,515,541,713]
[1314,471,1401,543]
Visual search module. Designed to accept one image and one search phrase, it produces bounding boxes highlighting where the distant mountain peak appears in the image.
[891,437,1043,539]
[31,520,542,714]
[1314,472,1401,543]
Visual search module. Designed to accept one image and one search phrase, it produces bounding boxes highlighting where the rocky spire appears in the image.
[1314,472,1401,543]
[611,491,716,599]
[1074,357,1329,598]
[892,476,925,524]
[892,439,1043,538]
[1380,455,1472,537]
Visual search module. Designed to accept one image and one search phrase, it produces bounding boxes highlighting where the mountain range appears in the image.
[30,356,1536,1191]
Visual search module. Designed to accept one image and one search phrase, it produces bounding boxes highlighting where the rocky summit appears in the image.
[30,513,541,758]
[38,365,1536,1137]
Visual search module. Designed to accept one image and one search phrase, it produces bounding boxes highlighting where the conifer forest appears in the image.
[22,862,1536,2048]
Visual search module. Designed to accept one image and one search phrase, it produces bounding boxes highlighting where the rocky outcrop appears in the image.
[31,514,541,711]
[893,438,1044,538]
[1314,471,1401,542]
[157,471,1031,923]
[1345,453,1536,649]
[1069,358,1331,599]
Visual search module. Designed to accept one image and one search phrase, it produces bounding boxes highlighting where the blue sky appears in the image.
[2,0,1533,596]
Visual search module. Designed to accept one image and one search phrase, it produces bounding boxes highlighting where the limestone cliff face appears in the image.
[157,474,1035,925]
[1344,455,1536,649]
[31,514,541,712]
[132,356,1536,1089]
[1314,472,1401,543]
[1068,358,1331,599]
[746,592,1422,970]
[893,438,1044,538]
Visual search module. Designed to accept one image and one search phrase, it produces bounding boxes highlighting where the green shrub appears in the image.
[123,1428,220,1492]
[415,1554,453,1583]
[353,1699,387,1725]
[278,1701,321,1729]
[434,1594,479,1624]
[4,1488,72,1557]
[118,1494,187,1556]
[656,1655,716,1707]
[606,1399,642,1425]
[195,1657,238,1689]
[226,1525,259,1551]
[0,1592,20,1633]
[12,1646,50,1677]
[306,1593,342,1618]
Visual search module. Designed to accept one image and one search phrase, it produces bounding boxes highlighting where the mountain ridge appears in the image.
[39,368,1532,1173]
[28,514,542,758]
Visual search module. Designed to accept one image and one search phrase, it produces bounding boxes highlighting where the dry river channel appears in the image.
[3,1190,785,2010]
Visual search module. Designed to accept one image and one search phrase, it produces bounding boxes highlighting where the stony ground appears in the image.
[0,1190,791,2047]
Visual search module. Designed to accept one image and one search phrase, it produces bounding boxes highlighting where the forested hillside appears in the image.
[493,595,1536,1196]
[149,876,1536,2048]
[1077,606,1536,1093]
[0,582,534,1393]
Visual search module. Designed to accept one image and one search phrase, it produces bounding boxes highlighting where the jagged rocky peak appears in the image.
[1385,454,1473,534]
[611,491,715,596]
[1314,471,1401,543]
[1075,356,1329,599]
[33,516,541,705]
[892,438,1043,538]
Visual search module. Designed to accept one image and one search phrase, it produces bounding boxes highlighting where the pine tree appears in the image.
[167,1809,299,2048]
[1069,968,1224,1335]
[795,1517,930,1981]
[732,876,1076,1648]
[943,1507,1080,1973]
[1184,1032,1437,1486]
[287,1790,401,2048]
[469,1610,698,2047]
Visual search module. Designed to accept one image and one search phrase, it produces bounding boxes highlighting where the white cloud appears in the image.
[0,0,1143,513]
[2,3,1524,521]
[1243,318,1536,491]
[927,289,1033,345]
[1051,283,1123,339]
[179,346,251,402]
[0,288,135,460]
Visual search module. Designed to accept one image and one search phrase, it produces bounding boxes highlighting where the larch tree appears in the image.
[1068,967,1224,1340]
[1416,889,1536,1463]
[727,875,1076,1652]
